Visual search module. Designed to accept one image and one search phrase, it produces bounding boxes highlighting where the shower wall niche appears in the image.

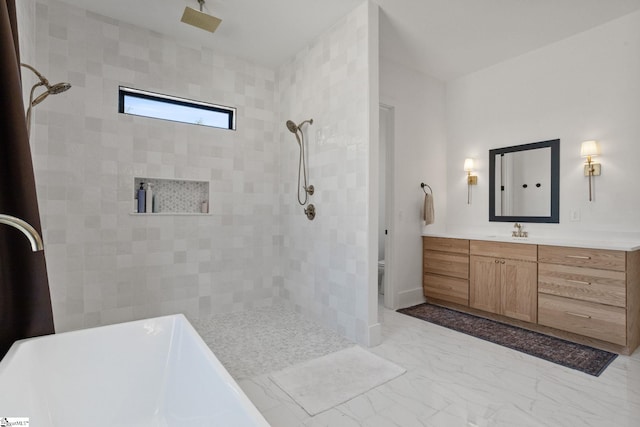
[133,177,210,215]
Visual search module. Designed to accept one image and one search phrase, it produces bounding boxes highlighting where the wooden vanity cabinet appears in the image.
[538,245,632,347]
[421,236,640,354]
[422,237,469,306]
[470,241,537,323]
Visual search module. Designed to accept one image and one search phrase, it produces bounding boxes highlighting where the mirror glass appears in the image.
[489,139,560,223]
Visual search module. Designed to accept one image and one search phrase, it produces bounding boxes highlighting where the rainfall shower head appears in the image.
[181,0,222,33]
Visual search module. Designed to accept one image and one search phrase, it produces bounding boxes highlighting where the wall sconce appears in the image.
[580,140,601,202]
[464,158,477,204]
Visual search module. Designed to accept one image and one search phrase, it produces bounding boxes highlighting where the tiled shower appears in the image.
[21,0,378,345]
[277,2,374,343]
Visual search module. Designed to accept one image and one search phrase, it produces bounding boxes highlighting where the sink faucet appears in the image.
[0,214,44,251]
[512,222,528,238]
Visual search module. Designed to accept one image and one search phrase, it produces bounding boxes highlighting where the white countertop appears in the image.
[422,232,640,251]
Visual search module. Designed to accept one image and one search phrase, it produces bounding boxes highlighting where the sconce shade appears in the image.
[464,158,474,172]
[581,140,599,158]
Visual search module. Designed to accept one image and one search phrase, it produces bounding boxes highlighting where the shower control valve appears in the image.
[304,204,316,221]
[305,185,315,196]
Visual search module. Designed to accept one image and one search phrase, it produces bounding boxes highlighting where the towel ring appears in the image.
[421,183,432,195]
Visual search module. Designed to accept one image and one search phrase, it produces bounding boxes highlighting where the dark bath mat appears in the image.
[397,303,617,377]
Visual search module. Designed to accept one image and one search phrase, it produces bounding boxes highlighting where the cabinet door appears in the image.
[470,255,501,314]
[502,259,537,323]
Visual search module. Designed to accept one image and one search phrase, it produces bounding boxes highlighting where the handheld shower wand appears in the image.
[286,118,316,220]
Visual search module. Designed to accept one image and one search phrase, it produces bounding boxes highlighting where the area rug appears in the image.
[397,303,617,377]
[269,346,406,415]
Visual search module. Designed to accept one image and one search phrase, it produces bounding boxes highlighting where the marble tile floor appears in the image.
[195,303,640,426]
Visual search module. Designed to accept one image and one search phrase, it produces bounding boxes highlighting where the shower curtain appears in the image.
[0,0,54,359]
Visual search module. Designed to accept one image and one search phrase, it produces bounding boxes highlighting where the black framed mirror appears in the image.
[489,139,560,223]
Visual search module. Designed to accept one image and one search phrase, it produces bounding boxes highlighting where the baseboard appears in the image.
[367,322,381,347]
[397,287,426,310]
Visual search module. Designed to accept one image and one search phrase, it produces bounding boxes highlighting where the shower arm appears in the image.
[20,63,49,87]
[297,119,313,129]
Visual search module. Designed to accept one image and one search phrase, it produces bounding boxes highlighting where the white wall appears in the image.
[277,1,380,345]
[380,59,447,308]
[446,10,640,238]
[29,0,280,332]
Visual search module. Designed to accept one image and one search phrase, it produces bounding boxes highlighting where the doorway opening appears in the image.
[379,104,394,308]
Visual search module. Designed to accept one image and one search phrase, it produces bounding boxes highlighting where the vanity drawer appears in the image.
[423,274,469,306]
[538,294,626,345]
[538,245,625,272]
[470,240,537,262]
[538,263,626,308]
[424,250,469,279]
[423,237,469,254]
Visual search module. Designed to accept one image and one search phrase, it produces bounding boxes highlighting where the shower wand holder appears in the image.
[304,204,316,221]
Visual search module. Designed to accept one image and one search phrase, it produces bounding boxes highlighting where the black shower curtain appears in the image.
[0,0,54,359]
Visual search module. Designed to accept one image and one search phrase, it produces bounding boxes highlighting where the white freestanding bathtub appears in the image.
[0,314,270,426]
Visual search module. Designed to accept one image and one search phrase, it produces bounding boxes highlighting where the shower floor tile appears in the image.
[191,303,353,379]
